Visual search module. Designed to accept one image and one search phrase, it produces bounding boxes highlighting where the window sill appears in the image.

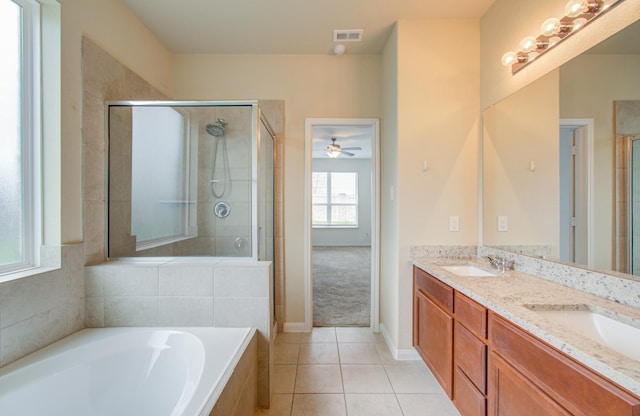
[312,226,359,229]
[0,265,61,284]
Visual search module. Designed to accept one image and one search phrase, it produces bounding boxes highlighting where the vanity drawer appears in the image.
[414,266,453,313]
[455,292,487,338]
[454,367,487,416]
[455,322,487,394]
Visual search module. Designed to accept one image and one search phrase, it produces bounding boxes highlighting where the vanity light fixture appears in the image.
[502,0,625,74]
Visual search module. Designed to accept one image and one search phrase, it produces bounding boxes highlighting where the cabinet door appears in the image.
[414,289,453,397]
[488,352,572,416]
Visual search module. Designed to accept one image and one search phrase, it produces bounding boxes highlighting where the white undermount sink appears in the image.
[529,307,640,362]
[441,265,497,277]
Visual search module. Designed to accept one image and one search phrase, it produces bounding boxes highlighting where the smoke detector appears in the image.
[332,29,363,42]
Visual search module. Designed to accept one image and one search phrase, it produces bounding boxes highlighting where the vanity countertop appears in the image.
[412,257,640,396]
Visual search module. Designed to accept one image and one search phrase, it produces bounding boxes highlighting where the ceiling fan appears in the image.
[326,137,362,158]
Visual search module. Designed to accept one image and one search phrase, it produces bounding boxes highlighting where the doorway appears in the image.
[559,119,594,266]
[304,118,380,331]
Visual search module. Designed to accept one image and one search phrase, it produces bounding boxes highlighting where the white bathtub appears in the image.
[0,327,256,416]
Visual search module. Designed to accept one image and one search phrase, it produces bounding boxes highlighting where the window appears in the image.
[312,172,358,227]
[130,106,192,249]
[0,0,41,274]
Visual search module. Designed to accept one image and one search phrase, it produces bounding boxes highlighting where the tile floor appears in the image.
[256,327,461,416]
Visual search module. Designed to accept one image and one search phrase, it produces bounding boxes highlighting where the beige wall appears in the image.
[481,0,640,110]
[483,71,560,252]
[381,24,400,345]
[172,54,382,324]
[60,0,173,243]
[560,54,640,270]
[383,20,480,350]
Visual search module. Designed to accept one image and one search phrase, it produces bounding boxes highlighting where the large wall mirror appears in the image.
[483,19,640,279]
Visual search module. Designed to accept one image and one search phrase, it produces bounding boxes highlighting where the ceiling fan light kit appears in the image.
[325,137,362,158]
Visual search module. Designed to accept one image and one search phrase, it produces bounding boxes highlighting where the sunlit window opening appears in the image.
[312,172,358,227]
[0,0,33,273]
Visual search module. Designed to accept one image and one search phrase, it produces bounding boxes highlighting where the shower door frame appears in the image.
[105,100,263,260]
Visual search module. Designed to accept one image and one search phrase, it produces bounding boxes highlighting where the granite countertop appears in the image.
[412,257,640,396]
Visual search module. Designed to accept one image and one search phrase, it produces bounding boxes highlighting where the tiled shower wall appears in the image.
[81,38,286,329]
[0,244,85,367]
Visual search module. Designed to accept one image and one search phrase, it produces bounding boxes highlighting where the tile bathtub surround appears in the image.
[85,258,274,408]
[0,244,85,367]
[259,327,460,416]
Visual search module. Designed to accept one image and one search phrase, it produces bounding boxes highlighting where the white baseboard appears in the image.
[380,323,420,361]
[283,322,308,332]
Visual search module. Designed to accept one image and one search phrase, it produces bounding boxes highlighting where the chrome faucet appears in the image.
[485,255,514,272]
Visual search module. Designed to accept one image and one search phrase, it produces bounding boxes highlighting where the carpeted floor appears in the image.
[312,246,371,327]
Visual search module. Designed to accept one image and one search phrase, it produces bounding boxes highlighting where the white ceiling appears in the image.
[120,0,497,55]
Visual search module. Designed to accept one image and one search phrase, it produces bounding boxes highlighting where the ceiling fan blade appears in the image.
[341,147,362,151]
[342,151,355,156]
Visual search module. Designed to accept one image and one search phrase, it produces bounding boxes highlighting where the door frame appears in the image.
[559,118,594,267]
[303,118,380,332]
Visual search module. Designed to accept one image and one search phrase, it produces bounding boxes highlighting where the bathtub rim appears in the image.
[0,326,257,416]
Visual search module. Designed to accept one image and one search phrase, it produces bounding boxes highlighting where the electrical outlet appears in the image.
[498,216,508,232]
[449,216,459,232]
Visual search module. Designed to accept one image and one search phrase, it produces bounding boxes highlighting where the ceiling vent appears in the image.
[333,29,363,42]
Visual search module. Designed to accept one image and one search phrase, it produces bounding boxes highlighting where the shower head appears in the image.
[205,118,228,137]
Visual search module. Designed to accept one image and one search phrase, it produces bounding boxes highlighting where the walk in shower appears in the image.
[107,101,274,262]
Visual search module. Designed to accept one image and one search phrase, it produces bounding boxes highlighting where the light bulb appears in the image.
[501,51,518,66]
[548,36,562,47]
[519,36,538,53]
[572,17,588,29]
[541,17,561,36]
[565,0,587,17]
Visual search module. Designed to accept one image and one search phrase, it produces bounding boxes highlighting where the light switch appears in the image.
[498,216,508,232]
[449,216,459,232]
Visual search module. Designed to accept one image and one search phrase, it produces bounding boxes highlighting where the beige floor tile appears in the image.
[341,364,394,393]
[276,332,302,344]
[371,331,386,343]
[300,327,337,343]
[338,342,381,364]
[298,342,340,364]
[290,394,346,416]
[336,327,373,342]
[274,343,300,364]
[396,393,461,416]
[256,393,293,416]
[345,394,404,416]
[374,341,397,363]
[273,365,297,393]
[384,363,443,393]
[294,364,344,393]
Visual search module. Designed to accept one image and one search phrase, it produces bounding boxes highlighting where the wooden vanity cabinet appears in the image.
[413,267,454,397]
[488,312,640,416]
[413,266,640,416]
